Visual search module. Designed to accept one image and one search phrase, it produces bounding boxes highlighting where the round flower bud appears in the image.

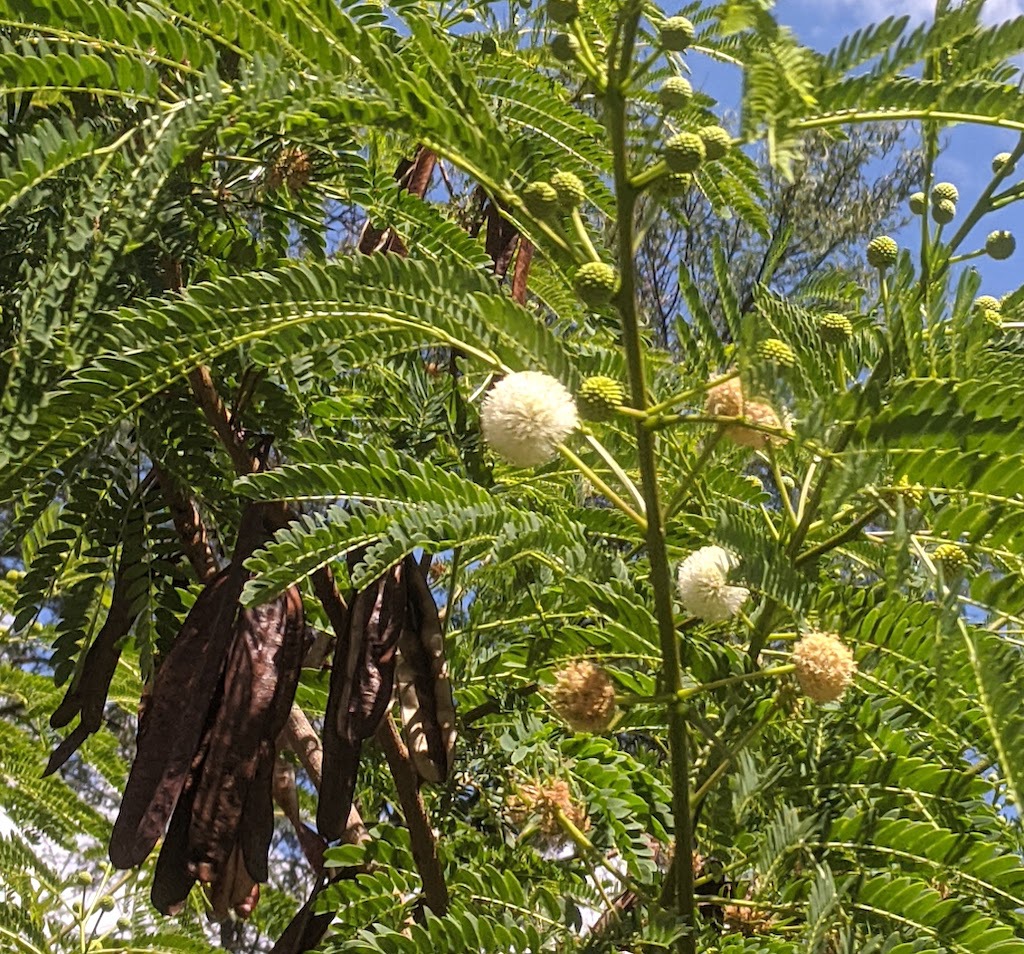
[792,631,856,704]
[660,15,696,51]
[546,0,580,23]
[508,778,589,847]
[74,871,94,887]
[705,376,744,418]
[550,170,586,210]
[97,896,116,913]
[974,295,1001,313]
[658,76,693,110]
[550,660,616,732]
[818,312,852,345]
[931,181,959,204]
[932,198,956,225]
[893,474,924,507]
[663,172,692,196]
[550,32,579,62]
[909,191,926,215]
[480,371,579,467]
[993,152,1016,175]
[664,132,706,173]
[982,308,1003,328]
[573,262,620,308]
[866,235,899,269]
[933,542,969,573]
[116,917,132,931]
[577,376,624,421]
[523,181,559,217]
[987,230,1016,260]
[676,545,750,622]
[697,125,731,161]
[724,401,783,450]
[756,337,796,368]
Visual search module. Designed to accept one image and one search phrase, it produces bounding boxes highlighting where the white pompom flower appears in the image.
[481,371,579,467]
[676,545,750,622]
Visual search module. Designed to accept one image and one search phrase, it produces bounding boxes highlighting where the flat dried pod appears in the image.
[396,560,456,783]
[188,585,305,884]
[317,561,406,839]
[150,782,198,916]
[207,844,259,922]
[109,505,271,870]
[108,568,234,869]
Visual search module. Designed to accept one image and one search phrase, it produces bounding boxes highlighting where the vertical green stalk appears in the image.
[605,7,695,950]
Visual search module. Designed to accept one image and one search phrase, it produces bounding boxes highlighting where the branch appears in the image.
[152,461,220,582]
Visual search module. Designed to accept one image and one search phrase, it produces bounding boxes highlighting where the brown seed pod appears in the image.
[396,559,456,783]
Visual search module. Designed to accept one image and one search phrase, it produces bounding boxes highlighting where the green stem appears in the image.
[606,9,695,947]
[559,444,647,530]
[582,431,646,513]
[677,664,794,701]
[570,207,603,262]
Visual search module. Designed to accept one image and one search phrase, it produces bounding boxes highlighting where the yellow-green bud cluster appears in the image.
[932,198,956,224]
[993,152,1016,175]
[664,132,705,173]
[867,235,899,269]
[893,475,924,507]
[698,125,731,161]
[933,542,969,573]
[660,15,695,51]
[931,181,959,204]
[546,0,580,23]
[987,230,1016,260]
[577,376,624,421]
[818,312,852,345]
[974,295,1002,327]
[658,76,693,110]
[573,262,620,308]
[909,191,926,215]
[550,170,586,210]
[550,32,579,61]
[756,337,797,368]
[523,181,559,217]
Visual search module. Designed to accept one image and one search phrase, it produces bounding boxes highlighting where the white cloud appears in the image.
[799,0,1024,26]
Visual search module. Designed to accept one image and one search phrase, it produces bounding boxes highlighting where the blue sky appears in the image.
[757,1,1024,294]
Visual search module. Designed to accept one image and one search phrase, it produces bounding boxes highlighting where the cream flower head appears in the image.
[508,778,589,848]
[550,660,616,732]
[676,545,749,622]
[792,631,856,703]
[480,371,579,467]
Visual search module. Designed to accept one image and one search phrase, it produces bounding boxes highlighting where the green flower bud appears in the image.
[460,8,476,21]
[931,181,959,204]
[546,0,580,22]
[577,376,625,421]
[74,871,93,887]
[573,262,620,308]
[987,230,1016,260]
[993,152,1016,175]
[756,337,797,368]
[523,181,559,217]
[550,170,586,210]
[974,295,1001,313]
[658,76,693,110]
[932,198,956,225]
[818,312,852,345]
[697,124,731,161]
[97,896,116,912]
[662,173,692,197]
[116,917,132,931]
[909,191,926,215]
[664,132,705,174]
[550,32,579,62]
[866,235,899,269]
[660,15,695,51]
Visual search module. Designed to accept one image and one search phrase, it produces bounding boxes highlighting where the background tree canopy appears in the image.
[1,1,1024,952]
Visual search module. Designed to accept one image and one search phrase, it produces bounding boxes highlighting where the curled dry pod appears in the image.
[396,558,456,783]
[187,585,306,886]
[206,844,259,922]
[317,560,407,840]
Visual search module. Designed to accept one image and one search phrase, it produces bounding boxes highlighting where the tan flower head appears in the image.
[705,375,744,418]
[724,401,783,450]
[792,631,856,703]
[508,778,589,847]
[550,660,616,732]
